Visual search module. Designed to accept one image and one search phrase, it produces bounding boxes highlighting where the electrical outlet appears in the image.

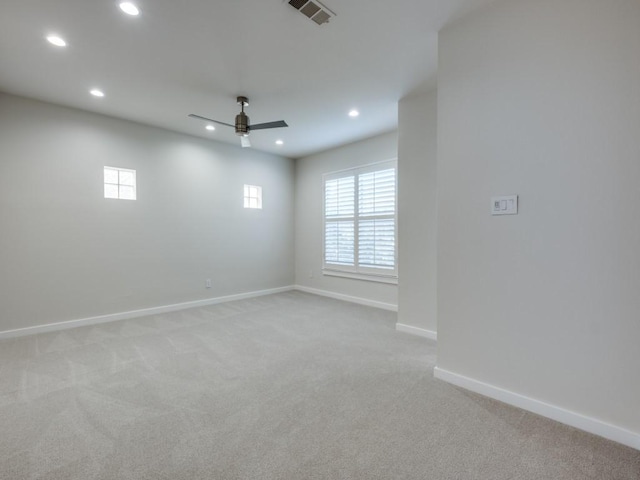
[205,279,212,288]
[309,270,314,278]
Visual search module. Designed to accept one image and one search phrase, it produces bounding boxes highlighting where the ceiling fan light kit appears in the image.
[189,96,288,149]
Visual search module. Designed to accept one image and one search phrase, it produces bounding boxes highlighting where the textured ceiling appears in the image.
[0,0,496,158]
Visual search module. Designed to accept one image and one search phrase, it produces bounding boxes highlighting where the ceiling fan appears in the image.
[189,96,288,148]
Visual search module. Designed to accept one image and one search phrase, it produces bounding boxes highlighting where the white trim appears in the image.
[294,285,397,312]
[433,366,640,451]
[0,286,294,340]
[395,323,437,341]
[322,269,398,284]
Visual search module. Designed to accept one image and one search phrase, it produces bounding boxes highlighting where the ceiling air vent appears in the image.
[287,0,336,26]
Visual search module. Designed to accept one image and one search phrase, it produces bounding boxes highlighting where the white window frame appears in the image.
[104,166,136,200]
[322,159,398,284]
[244,184,263,209]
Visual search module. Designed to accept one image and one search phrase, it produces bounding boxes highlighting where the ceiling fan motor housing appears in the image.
[189,95,286,143]
[235,112,249,136]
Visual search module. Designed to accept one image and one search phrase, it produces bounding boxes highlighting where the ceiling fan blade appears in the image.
[249,120,288,131]
[188,114,234,128]
[240,136,252,148]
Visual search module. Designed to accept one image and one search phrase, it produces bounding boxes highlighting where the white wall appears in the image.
[397,91,438,334]
[0,93,294,332]
[437,0,640,442]
[294,131,398,307]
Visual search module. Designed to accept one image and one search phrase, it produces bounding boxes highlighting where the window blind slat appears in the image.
[358,218,395,268]
[325,221,354,265]
[358,168,396,218]
[325,176,355,218]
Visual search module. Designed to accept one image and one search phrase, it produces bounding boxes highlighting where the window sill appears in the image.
[322,269,398,285]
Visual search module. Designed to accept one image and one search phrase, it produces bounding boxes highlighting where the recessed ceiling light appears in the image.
[275,140,284,145]
[348,109,360,118]
[206,125,215,131]
[90,89,105,98]
[119,2,140,16]
[46,35,67,47]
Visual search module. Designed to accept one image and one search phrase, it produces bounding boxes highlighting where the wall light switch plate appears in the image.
[491,195,518,215]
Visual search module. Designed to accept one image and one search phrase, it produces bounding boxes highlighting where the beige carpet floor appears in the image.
[0,291,638,479]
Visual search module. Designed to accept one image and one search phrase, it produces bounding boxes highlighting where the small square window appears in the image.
[104,167,136,200]
[244,184,262,209]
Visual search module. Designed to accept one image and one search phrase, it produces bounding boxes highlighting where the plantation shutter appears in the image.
[324,176,356,268]
[358,167,396,270]
[323,160,397,279]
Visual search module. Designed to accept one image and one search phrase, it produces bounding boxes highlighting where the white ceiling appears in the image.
[0,0,496,158]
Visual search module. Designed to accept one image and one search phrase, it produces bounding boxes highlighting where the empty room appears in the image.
[1,0,639,478]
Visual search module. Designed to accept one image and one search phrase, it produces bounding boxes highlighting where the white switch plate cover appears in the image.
[491,195,518,215]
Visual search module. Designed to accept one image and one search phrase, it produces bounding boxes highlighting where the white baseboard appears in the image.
[0,286,295,340]
[434,366,640,451]
[293,285,397,312]
[395,323,437,341]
